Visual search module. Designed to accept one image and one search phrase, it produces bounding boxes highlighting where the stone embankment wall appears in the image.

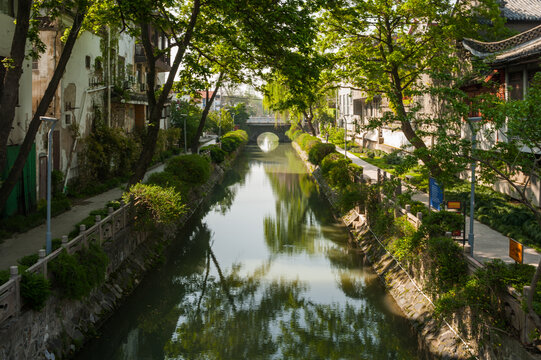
[292,142,540,360]
[0,151,237,360]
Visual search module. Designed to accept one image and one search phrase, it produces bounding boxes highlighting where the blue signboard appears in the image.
[429,177,444,211]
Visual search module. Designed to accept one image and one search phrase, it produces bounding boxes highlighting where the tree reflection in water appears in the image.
[165,256,417,360]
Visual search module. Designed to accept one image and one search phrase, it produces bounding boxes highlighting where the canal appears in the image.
[77,143,424,359]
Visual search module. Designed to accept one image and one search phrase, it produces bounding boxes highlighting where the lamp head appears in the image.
[40,116,58,123]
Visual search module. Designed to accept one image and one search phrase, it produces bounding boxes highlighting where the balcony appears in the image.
[134,44,171,73]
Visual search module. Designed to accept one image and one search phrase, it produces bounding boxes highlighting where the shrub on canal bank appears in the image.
[166,154,211,185]
[308,143,335,165]
[20,271,50,310]
[221,130,248,154]
[123,183,186,230]
[50,244,108,300]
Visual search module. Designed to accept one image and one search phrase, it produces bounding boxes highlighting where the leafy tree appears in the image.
[0,0,94,212]
[204,109,234,136]
[320,0,506,178]
[170,99,203,152]
[227,102,250,128]
[263,53,335,136]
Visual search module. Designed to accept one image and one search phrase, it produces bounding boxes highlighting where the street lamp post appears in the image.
[183,115,187,154]
[343,116,348,159]
[467,116,482,257]
[41,116,58,255]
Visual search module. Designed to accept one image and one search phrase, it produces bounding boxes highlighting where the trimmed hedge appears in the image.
[221,129,248,154]
[308,143,336,165]
[166,154,211,185]
[201,144,227,164]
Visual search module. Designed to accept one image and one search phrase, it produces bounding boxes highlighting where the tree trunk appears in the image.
[303,109,316,136]
[128,0,201,186]
[0,0,32,172]
[0,8,87,213]
[190,73,224,154]
[390,68,442,178]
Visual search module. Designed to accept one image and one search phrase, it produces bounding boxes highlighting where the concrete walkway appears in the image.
[336,147,541,267]
[0,163,165,271]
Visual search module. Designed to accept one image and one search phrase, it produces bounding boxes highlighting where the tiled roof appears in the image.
[501,0,541,21]
[462,24,541,64]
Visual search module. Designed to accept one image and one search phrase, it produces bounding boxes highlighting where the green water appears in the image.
[77,144,424,359]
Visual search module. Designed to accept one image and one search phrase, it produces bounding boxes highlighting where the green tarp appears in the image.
[1,144,37,216]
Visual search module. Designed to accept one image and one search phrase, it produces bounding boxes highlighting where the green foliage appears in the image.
[205,109,235,135]
[170,100,202,151]
[123,183,186,228]
[201,145,227,164]
[153,128,181,163]
[327,127,345,148]
[308,143,336,165]
[228,103,250,128]
[337,184,364,213]
[166,154,211,185]
[285,126,302,141]
[447,182,541,249]
[295,133,320,152]
[425,237,468,294]
[17,254,39,268]
[221,130,248,153]
[420,211,464,238]
[0,270,9,286]
[383,150,404,165]
[50,245,108,300]
[20,271,50,310]
[78,119,140,188]
[320,152,349,175]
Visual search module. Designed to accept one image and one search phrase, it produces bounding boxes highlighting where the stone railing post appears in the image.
[61,235,68,249]
[405,204,411,213]
[80,224,87,248]
[10,266,20,315]
[38,249,47,277]
[416,212,423,229]
[109,207,116,240]
[95,215,102,245]
[121,200,127,228]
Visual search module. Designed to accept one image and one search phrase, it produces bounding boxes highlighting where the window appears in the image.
[508,71,523,100]
[65,114,71,125]
[0,0,14,17]
[85,55,91,69]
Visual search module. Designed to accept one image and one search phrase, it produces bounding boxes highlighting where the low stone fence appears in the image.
[0,201,134,325]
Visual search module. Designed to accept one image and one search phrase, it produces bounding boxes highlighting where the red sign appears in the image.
[509,238,524,264]
[447,201,462,210]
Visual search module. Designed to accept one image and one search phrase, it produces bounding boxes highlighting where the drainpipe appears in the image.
[108,26,111,127]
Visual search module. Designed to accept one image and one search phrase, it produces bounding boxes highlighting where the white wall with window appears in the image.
[0,0,32,145]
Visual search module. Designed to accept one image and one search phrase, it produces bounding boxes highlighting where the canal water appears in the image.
[77,143,423,359]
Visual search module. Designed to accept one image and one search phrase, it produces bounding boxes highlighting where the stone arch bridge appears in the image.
[245,117,291,143]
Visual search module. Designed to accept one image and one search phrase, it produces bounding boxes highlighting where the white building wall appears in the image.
[0,10,33,146]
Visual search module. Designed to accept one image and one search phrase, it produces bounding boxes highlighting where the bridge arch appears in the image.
[245,117,291,143]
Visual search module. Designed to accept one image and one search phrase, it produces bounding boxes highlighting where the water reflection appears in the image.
[257,132,280,152]
[166,256,417,360]
[77,145,422,360]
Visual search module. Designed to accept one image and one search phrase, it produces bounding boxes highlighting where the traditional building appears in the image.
[1,1,36,215]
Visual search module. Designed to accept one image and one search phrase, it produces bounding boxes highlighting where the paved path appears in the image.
[0,163,165,271]
[336,147,541,267]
